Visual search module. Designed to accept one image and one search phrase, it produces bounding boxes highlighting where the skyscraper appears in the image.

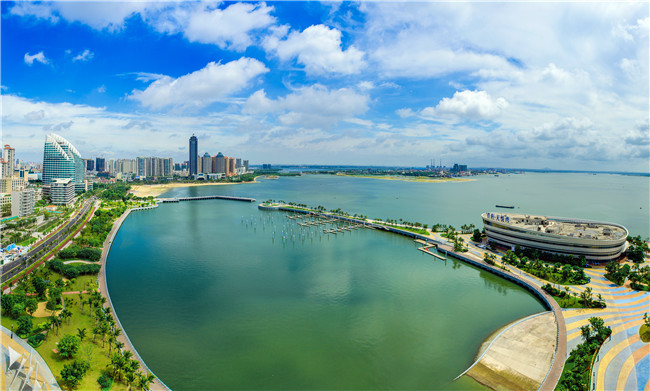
[189,135,198,176]
[43,133,85,192]
[3,145,15,177]
[201,152,212,174]
[96,157,106,172]
[215,152,225,174]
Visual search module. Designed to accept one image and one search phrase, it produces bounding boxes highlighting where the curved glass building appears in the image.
[43,133,85,192]
[482,212,628,262]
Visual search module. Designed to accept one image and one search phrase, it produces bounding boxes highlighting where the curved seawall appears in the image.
[97,206,171,391]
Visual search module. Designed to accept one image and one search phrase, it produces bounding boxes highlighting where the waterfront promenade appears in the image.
[447,231,650,391]
[97,206,169,391]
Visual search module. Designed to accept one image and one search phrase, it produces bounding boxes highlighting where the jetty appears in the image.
[159,195,256,203]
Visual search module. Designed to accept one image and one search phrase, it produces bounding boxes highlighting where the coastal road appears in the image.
[1,197,96,285]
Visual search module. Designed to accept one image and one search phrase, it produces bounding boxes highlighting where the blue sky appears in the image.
[2,1,649,172]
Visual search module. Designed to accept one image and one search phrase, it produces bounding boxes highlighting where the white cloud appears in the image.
[148,2,275,51]
[10,2,275,49]
[24,51,49,66]
[264,24,365,75]
[73,49,94,62]
[11,1,148,32]
[96,85,107,93]
[130,58,269,110]
[423,90,508,120]
[244,84,369,127]
[396,108,415,118]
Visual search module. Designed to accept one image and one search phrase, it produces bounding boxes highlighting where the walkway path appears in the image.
[97,209,169,391]
[563,267,650,391]
[466,312,557,391]
[427,231,649,390]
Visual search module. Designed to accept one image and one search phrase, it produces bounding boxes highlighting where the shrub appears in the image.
[61,359,90,389]
[27,333,45,348]
[97,372,113,390]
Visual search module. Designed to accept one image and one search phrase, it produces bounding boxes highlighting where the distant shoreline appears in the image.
[130,180,257,198]
[337,174,475,183]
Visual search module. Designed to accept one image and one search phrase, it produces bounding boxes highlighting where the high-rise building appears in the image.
[201,153,212,174]
[50,178,75,205]
[226,157,235,176]
[11,188,35,217]
[243,160,249,171]
[96,157,106,172]
[3,145,15,177]
[215,152,225,174]
[85,159,94,171]
[189,135,198,176]
[137,157,174,178]
[235,158,241,169]
[43,133,85,192]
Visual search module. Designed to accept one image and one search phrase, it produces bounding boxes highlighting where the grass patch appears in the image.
[640,324,650,343]
[34,294,128,391]
[553,295,586,309]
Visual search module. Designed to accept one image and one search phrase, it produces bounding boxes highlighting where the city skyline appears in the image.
[2,2,649,172]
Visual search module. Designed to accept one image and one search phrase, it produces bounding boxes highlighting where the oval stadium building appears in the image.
[482,212,628,262]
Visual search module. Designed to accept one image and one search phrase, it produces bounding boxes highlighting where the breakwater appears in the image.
[159,195,255,203]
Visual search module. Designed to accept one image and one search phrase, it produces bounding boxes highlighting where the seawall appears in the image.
[97,205,170,391]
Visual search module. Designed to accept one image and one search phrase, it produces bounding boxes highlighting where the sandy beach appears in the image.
[130,181,257,198]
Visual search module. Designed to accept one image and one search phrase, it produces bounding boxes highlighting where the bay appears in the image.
[106,172,648,390]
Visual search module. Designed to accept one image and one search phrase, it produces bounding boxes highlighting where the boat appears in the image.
[495,205,515,209]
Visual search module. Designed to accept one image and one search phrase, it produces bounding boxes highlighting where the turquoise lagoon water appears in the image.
[105,173,648,390]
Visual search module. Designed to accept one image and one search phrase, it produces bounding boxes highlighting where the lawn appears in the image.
[34,293,128,391]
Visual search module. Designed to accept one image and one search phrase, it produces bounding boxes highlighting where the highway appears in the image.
[1,197,96,285]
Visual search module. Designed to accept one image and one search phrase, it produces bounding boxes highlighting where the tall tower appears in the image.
[43,133,85,192]
[3,145,15,176]
[189,135,198,176]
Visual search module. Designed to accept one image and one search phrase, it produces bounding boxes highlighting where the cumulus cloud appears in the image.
[73,49,94,62]
[11,1,148,31]
[130,58,269,110]
[422,90,508,120]
[264,24,365,75]
[10,2,275,49]
[149,2,275,50]
[396,108,415,118]
[24,51,49,66]
[244,84,369,127]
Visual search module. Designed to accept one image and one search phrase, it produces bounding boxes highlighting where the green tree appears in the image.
[137,372,156,391]
[16,316,33,336]
[77,327,87,342]
[60,359,90,389]
[471,229,482,243]
[32,276,48,299]
[58,334,81,359]
[25,298,38,316]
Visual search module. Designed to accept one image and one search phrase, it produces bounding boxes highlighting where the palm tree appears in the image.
[50,315,61,336]
[137,372,156,391]
[115,340,125,353]
[77,327,87,342]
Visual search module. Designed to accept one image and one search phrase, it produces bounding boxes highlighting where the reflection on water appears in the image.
[107,200,545,390]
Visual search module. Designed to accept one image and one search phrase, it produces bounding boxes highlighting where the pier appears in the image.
[159,195,256,203]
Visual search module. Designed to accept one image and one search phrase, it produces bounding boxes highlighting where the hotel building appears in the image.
[482,212,628,262]
[43,133,85,192]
